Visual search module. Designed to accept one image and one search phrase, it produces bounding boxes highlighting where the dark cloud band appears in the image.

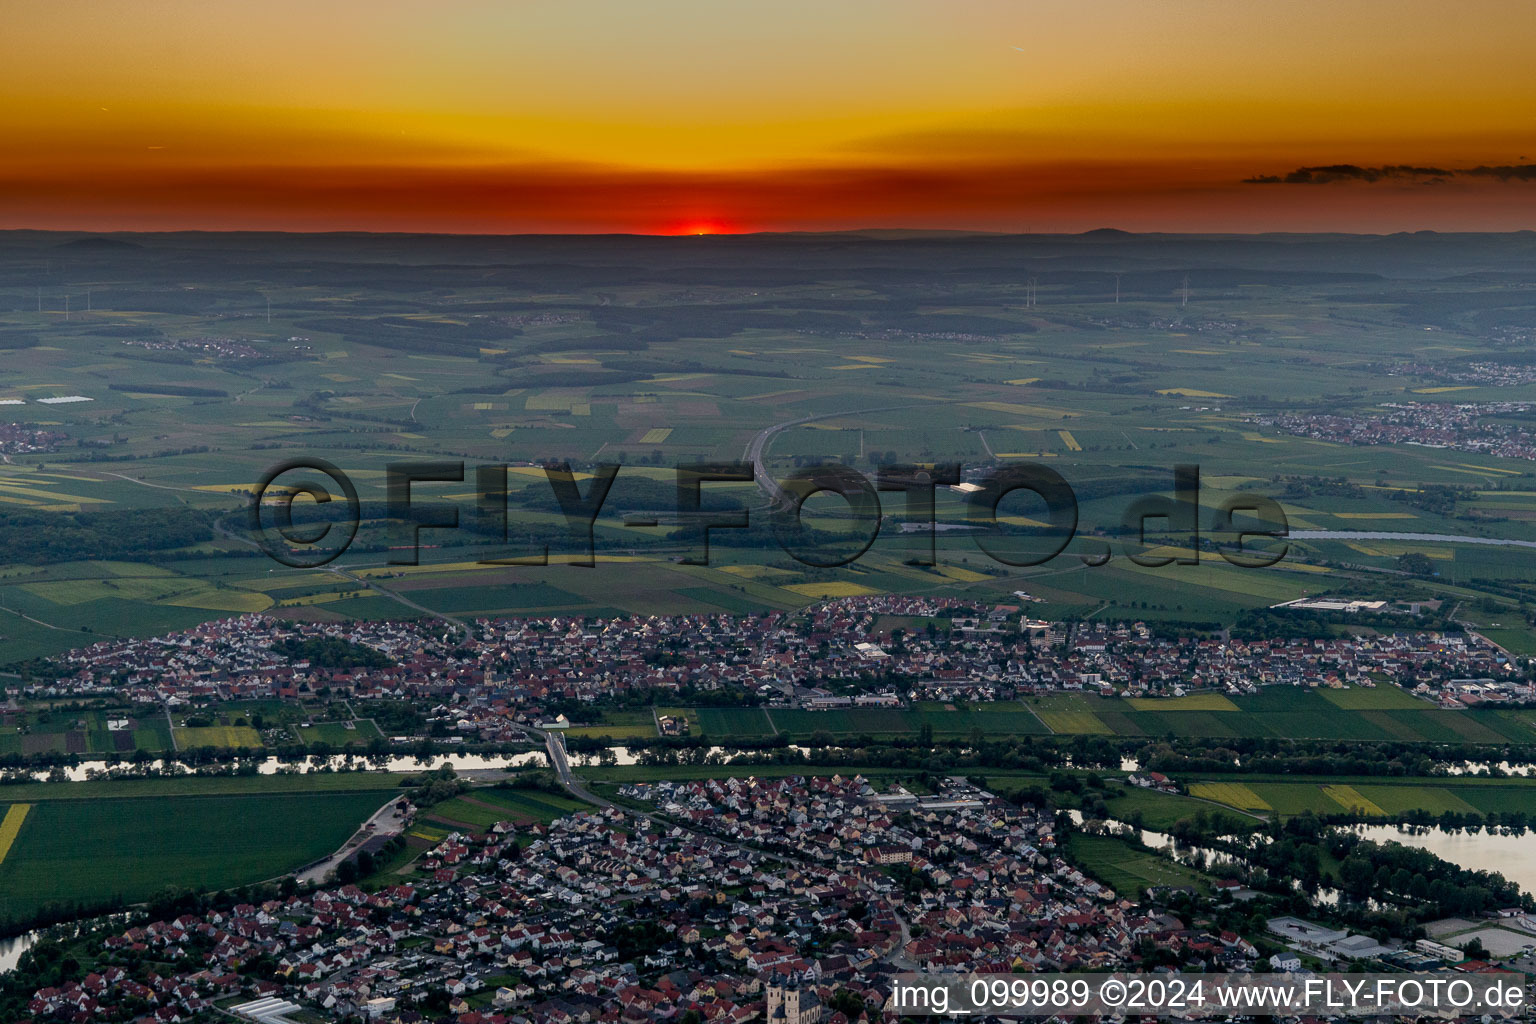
[1245,163,1535,184]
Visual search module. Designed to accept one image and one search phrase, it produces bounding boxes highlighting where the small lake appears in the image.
[0,932,36,974]
[1352,823,1536,895]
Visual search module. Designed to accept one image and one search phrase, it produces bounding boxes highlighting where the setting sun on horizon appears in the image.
[4,0,1536,233]
[658,220,738,237]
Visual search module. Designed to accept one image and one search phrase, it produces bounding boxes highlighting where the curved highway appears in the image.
[1292,530,1536,550]
[743,400,944,511]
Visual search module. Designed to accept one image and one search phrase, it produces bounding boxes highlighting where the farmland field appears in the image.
[1032,694,1114,735]
[563,709,659,741]
[1034,709,1112,735]
[459,787,593,823]
[1319,785,1387,817]
[294,720,385,746]
[1317,687,1429,710]
[173,725,264,749]
[0,789,395,924]
[1349,785,1480,816]
[767,707,914,738]
[694,707,778,738]
[1187,782,1271,812]
[1185,775,1536,820]
[1065,833,1215,896]
[0,805,29,865]
[1126,694,1239,712]
[1097,784,1260,832]
[910,703,1051,737]
[679,702,1052,741]
[1018,688,1536,745]
[0,773,407,802]
[2,233,1536,669]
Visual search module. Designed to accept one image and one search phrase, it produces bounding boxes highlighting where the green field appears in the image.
[4,220,1536,892]
[4,232,1536,664]
[695,707,778,738]
[294,719,385,746]
[563,709,660,741]
[173,725,264,749]
[427,786,592,829]
[1023,688,1536,745]
[1100,782,1261,831]
[1188,773,1536,820]
[0,773,406,802]
[1032,692,1114,735]
[677,702,1053,741]
[666,688,1536,746]
[0,788,394,923]
[1065,833,1217,896]
[1316,687,1429,710]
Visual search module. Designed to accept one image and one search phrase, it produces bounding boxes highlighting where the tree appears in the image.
[829,989,866,1018]
[354,850,376,878]
[1339,856,1374,897]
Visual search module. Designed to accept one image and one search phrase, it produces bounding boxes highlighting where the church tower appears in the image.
[765,977,823,1024]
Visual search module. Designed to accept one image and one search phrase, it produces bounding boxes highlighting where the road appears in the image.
[542,728,610,808]
[1293,529,1536,550]
[100,470,207,496]
[323,564,469,637]
[743,401,942,511]
[210,507,472,638]
[0,597,98,637]
[296,793,411,885]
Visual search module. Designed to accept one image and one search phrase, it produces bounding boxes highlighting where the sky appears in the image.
[4,0,1536,234]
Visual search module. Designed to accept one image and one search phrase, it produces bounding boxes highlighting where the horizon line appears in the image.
[7,225,1535,240]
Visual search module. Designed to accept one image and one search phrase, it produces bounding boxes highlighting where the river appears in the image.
[0,744,840,785]
[2,750,550,784]
[1293,530,1536,550]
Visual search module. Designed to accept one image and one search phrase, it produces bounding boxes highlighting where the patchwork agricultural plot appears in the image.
[4,233,1536,962]
[1025,688,1536,745]
[0,232,1535,671]
[293,719,385,747]
[0,783,400,925]
[1187,775,1535,821]
[424,787,592,832]
[656,686,1536,746]
[0,804,30,865]
[0,707,171,757]
[1066,833,1215,896]
[669,702,1054,741]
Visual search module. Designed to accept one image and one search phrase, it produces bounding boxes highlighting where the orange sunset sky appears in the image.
[5,0,1536,234]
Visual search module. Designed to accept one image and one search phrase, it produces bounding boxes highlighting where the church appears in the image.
[764,978,824,1024]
